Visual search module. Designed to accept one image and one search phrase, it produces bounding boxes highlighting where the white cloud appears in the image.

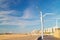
[22,8,33,19]
[0,10,14,15]
[18,20,40,27]
[12,0,22,4]
[0,3,9,9]
[0,4,40,27]
[0,0,10,10]
[0,10,17,24]
[0,0,22,10]
[0,10,40,28]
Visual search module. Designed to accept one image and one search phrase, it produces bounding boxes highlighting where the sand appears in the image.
[0,34,60,40]
[0,34,38,40]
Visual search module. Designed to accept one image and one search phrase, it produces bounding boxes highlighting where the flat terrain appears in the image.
[0,34,38,40]
[0,34,60,40]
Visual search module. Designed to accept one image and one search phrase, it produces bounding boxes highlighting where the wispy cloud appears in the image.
[22,7,35,19]
[0,10,40,28]
[0,0,40,28]
[0,0,22,10]
[0,0,10,10]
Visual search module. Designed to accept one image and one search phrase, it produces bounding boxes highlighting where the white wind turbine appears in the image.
[54,18,60,28]
[40,12,54,40]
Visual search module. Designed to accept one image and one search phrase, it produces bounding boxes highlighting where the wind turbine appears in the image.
[40,12,54,40]
[53,18,60,28]
[36,6,54,40]
[56,19,58,28]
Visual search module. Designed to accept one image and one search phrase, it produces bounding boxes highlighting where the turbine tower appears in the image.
[40,12,44,40]
[54,18,60,28]
[56,19,58,28]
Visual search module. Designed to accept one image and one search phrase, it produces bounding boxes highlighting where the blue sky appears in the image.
[0,0,60,33]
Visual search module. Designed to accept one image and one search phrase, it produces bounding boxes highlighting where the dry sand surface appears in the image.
[0,34,60,40]
[0,34,39,40]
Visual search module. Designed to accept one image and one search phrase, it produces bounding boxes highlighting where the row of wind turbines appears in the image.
[40,12,60,40]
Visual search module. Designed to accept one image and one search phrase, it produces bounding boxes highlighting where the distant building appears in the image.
[31,30,41,35]
[44,28,53,33]
[29,27,60,36]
